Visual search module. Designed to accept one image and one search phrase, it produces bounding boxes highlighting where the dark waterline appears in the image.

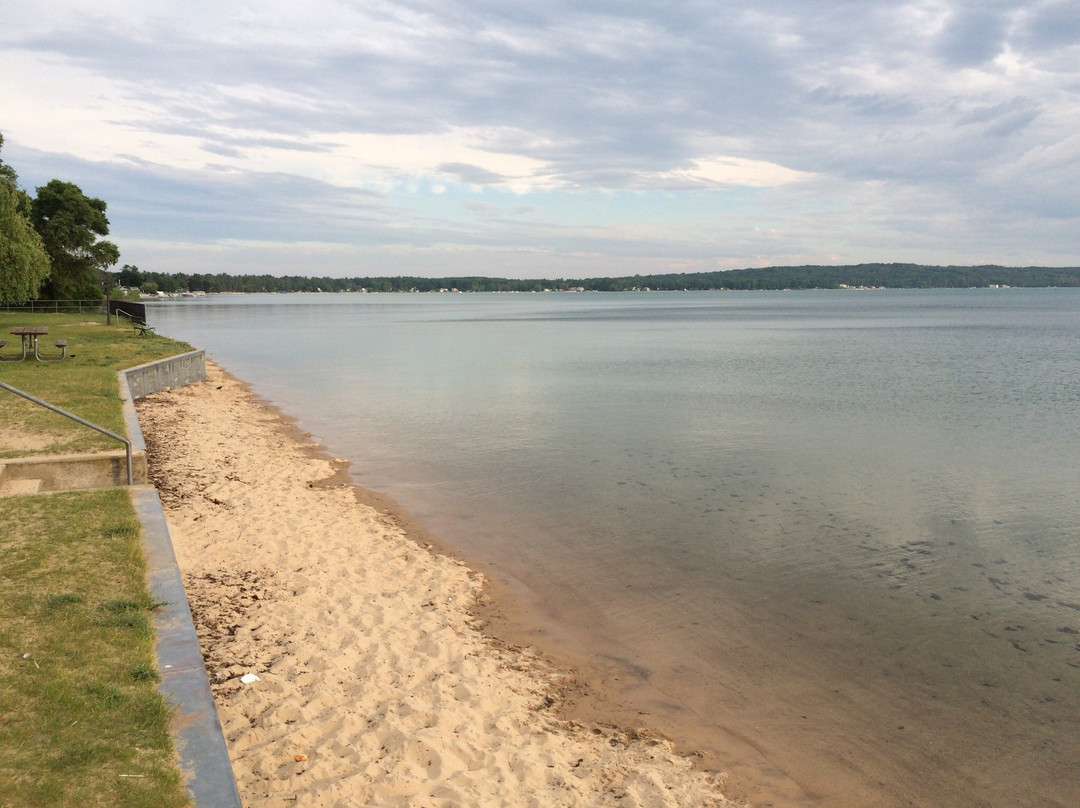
[149,290,1080,807]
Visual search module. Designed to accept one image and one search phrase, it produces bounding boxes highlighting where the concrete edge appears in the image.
[119,369,147,457]
[131,485,243,808]
[121,351,241,808]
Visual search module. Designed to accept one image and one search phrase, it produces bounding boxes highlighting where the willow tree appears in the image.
[0,134,51,305]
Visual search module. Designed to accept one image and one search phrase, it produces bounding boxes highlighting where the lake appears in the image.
[148,289,1080,807]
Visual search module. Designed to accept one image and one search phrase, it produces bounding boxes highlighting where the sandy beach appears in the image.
[135,361,739,807]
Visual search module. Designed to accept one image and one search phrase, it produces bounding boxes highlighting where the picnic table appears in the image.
[1,326,67,362]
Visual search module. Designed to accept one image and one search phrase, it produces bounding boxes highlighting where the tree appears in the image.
[0,133,51,305]
[0,133,17,187]
[117,263,142,288]
[31,179,120,300]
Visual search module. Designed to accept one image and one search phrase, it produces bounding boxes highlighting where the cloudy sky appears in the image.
[2,1,1078,278]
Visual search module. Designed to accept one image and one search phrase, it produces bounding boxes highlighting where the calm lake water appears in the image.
[148,289,1080,807]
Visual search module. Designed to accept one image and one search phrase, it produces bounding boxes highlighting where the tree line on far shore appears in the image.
[123,263,1080,296]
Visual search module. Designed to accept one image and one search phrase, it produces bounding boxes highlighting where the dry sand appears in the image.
[136,361,741,808]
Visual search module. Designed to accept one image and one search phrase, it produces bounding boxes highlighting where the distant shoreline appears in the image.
[122,262,1080,296]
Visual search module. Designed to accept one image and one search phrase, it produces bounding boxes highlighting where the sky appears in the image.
[2,0,1078,278]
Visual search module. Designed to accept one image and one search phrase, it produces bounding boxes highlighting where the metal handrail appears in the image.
[0,382,133,485]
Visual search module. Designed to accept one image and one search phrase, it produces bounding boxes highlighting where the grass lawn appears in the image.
[0,312,191,458]
[0,489,191,808]
[1,311,196,807]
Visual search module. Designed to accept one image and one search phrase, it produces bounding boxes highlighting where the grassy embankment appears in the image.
[1,311,194,808]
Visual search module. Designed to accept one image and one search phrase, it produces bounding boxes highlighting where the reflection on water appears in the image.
[150,290,1080,807]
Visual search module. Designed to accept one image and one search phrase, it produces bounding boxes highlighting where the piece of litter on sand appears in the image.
[294,754,308,762]
[240,673,261,684]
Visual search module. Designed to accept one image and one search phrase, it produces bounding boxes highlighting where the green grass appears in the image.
[0,489,190,808]
[0,312,191,458]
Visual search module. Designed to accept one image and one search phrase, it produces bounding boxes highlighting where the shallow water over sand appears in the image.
[150,289,1080,806]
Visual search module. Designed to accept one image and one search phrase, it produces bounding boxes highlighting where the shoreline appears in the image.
[136,360,746,807]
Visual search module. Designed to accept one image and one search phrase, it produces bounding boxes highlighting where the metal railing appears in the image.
[1,299,108,314]
[0,382,133,485]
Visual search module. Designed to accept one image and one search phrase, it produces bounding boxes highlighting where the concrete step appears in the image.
[0,478,44,496]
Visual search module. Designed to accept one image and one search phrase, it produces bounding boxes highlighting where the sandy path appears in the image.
[135,362,738,807]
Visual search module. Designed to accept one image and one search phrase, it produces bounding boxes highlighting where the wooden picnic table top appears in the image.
[10,326,49,336]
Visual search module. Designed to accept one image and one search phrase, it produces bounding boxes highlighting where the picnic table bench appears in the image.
[0,327,67,361]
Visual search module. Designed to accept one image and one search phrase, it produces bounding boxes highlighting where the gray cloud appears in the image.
[1015,0,1080,52]
[935,5,1014,66]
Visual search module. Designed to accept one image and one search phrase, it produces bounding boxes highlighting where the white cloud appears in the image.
[667,157,815,188]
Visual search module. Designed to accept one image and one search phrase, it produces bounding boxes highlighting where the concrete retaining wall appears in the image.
[0,450,145,493]
[133,485,243,808]
[123,350,206,400]
[124,351,241,807]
